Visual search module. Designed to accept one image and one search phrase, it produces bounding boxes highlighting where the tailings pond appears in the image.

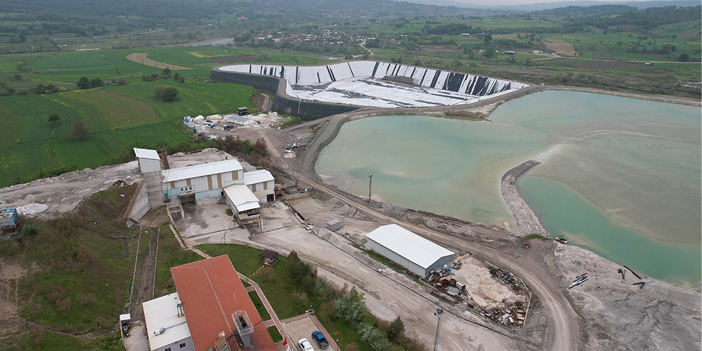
[316,91,700,285]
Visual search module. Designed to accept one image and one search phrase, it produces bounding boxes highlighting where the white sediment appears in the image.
[220,61,528,108]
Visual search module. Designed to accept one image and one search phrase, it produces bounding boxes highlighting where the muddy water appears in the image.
[316,91,700,285]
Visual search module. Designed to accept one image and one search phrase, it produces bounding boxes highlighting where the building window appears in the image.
[165,348,171,351]
[180,343,186,348]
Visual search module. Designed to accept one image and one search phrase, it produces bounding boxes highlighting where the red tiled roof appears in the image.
[171,255,276,351]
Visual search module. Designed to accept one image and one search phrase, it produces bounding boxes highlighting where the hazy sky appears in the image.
[425,0,671,6]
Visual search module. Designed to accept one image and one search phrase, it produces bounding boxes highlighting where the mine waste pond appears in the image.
[316,91,700,286]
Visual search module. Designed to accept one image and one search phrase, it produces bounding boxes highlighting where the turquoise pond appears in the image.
[316,91,701,285]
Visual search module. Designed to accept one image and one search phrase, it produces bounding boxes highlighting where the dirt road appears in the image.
[294,173,580,351]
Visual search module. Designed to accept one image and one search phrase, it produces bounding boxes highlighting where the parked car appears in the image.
[298,338,314,351]
[311,331,329,349]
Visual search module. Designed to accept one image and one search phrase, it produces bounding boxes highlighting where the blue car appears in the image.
[311,331,329,349]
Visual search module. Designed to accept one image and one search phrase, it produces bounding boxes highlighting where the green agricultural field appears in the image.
[0,142,60,186]
[112,123,190,149]
[61,89,162,128]
[0,69,256,187]
[104,81,255,121]
[0,103,26,147]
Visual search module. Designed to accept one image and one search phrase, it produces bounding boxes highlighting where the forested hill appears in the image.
[533,5,701,28]
[0,0,483,20]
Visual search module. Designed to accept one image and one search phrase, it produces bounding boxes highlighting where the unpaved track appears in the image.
[295,173,580,351]
[126,53,192,70]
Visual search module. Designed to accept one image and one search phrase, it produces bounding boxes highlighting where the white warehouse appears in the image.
[365,224,455,276]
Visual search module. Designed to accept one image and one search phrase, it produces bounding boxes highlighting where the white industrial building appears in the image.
[365,224,455,276]
[142,292,195,351]
[224,184,262,227]
[132,148,276,226]
[161,159,244,204]
[243,170,275,203]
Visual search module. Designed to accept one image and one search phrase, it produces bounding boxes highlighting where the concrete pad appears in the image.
[283,315,336,351]
[122,321,149,351]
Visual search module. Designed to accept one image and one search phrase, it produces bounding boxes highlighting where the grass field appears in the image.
[0,187,140,351]
[62,89,162,128]
[0,77,253,187]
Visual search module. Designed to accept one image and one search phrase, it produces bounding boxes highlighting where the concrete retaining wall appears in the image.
[210,68,359,119]
[128,182,150,222]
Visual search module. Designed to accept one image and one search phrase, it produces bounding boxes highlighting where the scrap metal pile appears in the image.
[424,262,529,328]
[470,300,527,327]
[488,266,523,293]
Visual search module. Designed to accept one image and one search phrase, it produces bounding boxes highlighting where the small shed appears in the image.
[237,107,249,116]
[259,250,279,266]
[134,148,161,173]
[1,207,18,231]
[326,219,342,232]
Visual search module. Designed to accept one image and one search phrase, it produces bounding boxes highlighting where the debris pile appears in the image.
[470,300,527,327]
[568,273,588,289]
[424,259,531,328]
[16,203,49,216]
[488,266,522,293]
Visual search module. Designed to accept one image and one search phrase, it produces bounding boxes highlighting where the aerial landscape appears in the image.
[0,0,699,350]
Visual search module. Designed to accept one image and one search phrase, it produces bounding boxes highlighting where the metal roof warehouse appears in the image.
[365,224,455,276]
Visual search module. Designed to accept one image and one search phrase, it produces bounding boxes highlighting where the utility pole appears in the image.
[368,175,372,202]
[433,308,443,351]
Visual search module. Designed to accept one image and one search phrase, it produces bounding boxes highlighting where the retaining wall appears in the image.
[210,67,359,118]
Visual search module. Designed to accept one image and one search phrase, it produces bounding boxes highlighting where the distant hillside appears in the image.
[394,0,701,11]
[0,0,483,20]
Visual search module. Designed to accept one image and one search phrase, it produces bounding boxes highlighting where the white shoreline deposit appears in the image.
[219,61,528,108]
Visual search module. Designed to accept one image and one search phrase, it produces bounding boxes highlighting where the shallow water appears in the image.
[315,91,701,284]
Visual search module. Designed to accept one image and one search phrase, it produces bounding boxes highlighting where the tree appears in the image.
[154,87,179,102]
[484,34,493,45]
[334,288,366,322]
[678,53,689,62]
[34,84,46,94]
[72,121,89,140]
[90,78,104,87]
[287,251,312,282]
[48,113,61,128]
[162,67,172,77]
[76,77,91,89]
[387,316,405,342]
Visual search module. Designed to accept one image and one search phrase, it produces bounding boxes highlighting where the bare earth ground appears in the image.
[543,40,577,56]
[0,259,27,338]
[180,201,523,351]
[125,53,192,70]
[0,86,699,351]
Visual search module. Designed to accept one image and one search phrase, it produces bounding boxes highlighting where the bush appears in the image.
[154,87,179,102]
[76,77,91,89]
[386,317,405,342]
[334,288,366,323]
[72,121,89,140]
[90,78,104,87]
[48,113,60,128]
[142,74,158,82]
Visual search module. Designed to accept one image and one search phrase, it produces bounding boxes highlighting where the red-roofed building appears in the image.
[153,255,277,351]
